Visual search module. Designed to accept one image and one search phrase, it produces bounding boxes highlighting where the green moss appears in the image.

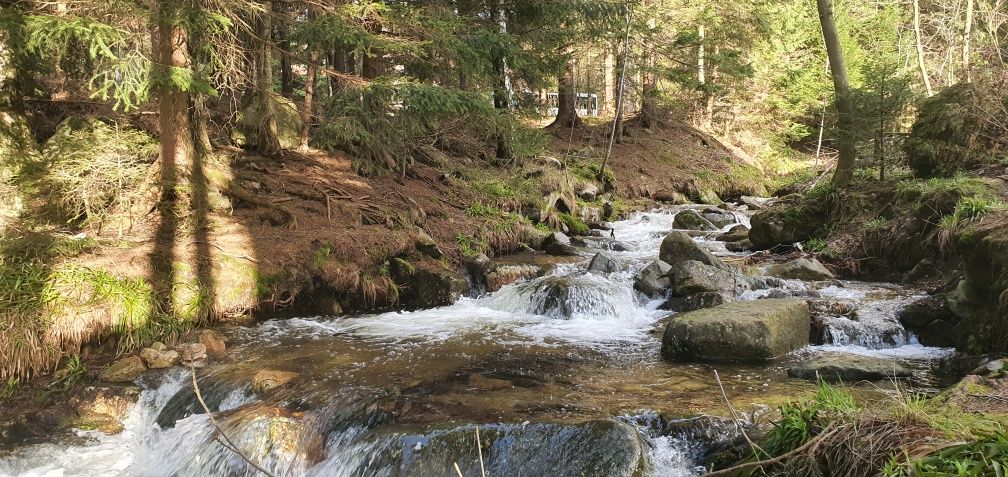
[313,241,334,269]
[255,269,291,300]
[557,212,589,235]
[455,232,487,256]
[467,203,503,218]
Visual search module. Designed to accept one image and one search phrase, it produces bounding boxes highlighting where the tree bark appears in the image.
[155,1,193,181]
[913,0,934,96]
[492,7,514,162]
[548,58,582,129]
[300,49,317,150]
[640,15,658,129]
[817,0,857,186]
[603,47,615,116]
[251,4,281,156]
[962,0,974,82]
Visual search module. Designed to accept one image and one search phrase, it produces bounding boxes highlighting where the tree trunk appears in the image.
[155,2,193,182]
[817,0,856,186]
[613,50,626,143]
[913,0,934,96]
[492,7,514,162]
[279,38,293,98]
[300,49,317,150]
[603,48,615,116]
[252,4,281,156]
[962,0,974,82]
[640,15,658,129]
[548,58,582,129]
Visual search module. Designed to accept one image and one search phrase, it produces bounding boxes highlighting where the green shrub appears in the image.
[557,212,589,236]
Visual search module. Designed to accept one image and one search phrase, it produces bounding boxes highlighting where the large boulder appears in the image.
[766,258,835,281]
[587,252,620,274]
[661,291,734,312]
[485,263,543,292]
[788,353,913,383]
[661,299,811,362]
[544,231,579,256]
[672,210,717,231]
[700,207,737,228]
[140,347,180,369]
[748,200,825,250]
[0,112,37,232]
[669,260,747,296]
[659,231,725,269]
[231,92,304,150]
[633,261,672,297]
[717,225,749,243]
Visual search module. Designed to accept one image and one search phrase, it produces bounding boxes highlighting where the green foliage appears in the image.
[1,377,18,399]
[940,197,1004,231]
[759,380,858,458]
[467,203,502,218]
[804,237,828,253]
[885,434,1008,477]
[455,232,486,256]
[41,117,157,229]
[904,83,1007,178]
[313,242,334,269]
[557,212,589,236]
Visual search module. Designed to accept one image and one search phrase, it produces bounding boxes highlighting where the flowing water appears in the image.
[0,207,957,477]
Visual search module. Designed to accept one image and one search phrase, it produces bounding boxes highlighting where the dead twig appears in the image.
[703,425,840,477]
[191,367,277,477]
[714,370,763,457]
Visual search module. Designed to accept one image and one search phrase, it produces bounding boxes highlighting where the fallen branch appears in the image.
[714,370,763,457]
[703,425,840,477]
[191,367,277,477]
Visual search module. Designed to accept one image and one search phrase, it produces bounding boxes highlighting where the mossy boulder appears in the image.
[232,92,304,150]
[766,258,834,281]
[661,299,810,362]
[669,260,747,296]
[904,83,1007,178]
[0,111,36,230]
[633,260,672,297]
[672,209,717,231]
[748,199,826,250]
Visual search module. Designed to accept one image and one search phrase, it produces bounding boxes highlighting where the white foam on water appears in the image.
[806,343,955,360]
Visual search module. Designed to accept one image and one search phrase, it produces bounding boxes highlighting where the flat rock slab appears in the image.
[661,299,810,362]
[789,353,913,383]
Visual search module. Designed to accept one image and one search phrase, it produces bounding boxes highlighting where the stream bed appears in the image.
[0,207,957,477]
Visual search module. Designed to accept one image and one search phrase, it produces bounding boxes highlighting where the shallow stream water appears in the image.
[0,207,956,477]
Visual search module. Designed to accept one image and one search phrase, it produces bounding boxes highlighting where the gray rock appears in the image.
[390,258,466,309]
[971,359,1006,378]
[633,261,673,297]
[717,225,749,243]
[231,92,304,150]
[748,202,824,250]
[661,292,734,312]
[788,353,913,383]
[661,299,811,362]
[725,239,752,252]
[899,295,953,329]
[587,252,620,274]
[700,207,737,228]
[579,183,599,201]
[101,356,147,382]
[672,210,717,231]
[740,196,769,210]
[178,343,208,368]
[767,258,835,281]
[659,231,725,269]
[669,260,748,296]
[485,263,543,292]
[544,231,579,256]
[140,348,180,369]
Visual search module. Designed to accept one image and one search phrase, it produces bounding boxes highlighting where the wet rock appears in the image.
[193,329,227,358]
[661,299,811,362]
[464,253,491,277]
[902,258,937,282]
[390,258,466,309]
[669,260,747,296]
[698,188,723,206]
[522,226,550,250]
[899,295,954,329]
[150,341,167,351]
[467,373,513,391]
[725,239,752,252]
[395,420,647,477]
[661,291,734,312]
[788,353,913,383]
[587,252,620,274]
[140,347,180,369]
[67,385,140,434]
[251,370,300,393]
[659,231,725,269]
[178,343,208,368]
[101,356,147,382]
[544,231,579,256]
[700,207,737,228]
[578,183,599,201]
[766,258,835,281]
[672,209,717,231]
[717,225,749,243]
[633,261,672,297]
[916,319,960,348]
[415,228,444,259]
[214,405,326,473]
[485,263,542,292]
